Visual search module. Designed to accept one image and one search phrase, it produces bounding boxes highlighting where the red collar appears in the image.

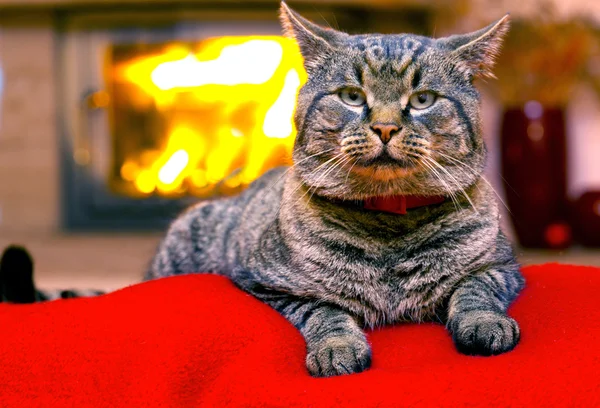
[363,195,447,215]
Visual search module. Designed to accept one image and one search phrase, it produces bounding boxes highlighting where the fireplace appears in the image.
[60,9,301,229]
[57,5,434,230]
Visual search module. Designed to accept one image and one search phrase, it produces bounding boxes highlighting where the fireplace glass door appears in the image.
[60,11,307,229]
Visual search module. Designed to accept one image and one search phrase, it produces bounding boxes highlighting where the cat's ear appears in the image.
[438,14,510,79]
[279,2,346,71]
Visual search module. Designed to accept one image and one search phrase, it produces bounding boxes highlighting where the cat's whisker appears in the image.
[409,153,461,211]
[418,157,461,212]
[308,153,345,178]
[422,157,472,211]
[436,152,512,216]
[430,153,483,197]
[288,153,346,208]
[304,153,346,192]
[306,155,352,205]
[480,175,512,215]
[267,148,336,191]
[293,153,345,196]
[411,153,461,211]
[425,162,462,212]
[424,156,479,214]
[344,157,359,186]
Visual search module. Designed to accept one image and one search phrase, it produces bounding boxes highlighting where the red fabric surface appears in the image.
[1,263,599,407]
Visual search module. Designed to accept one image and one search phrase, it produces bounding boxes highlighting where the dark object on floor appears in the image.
[0,246,103,302]
[0,245,36,303]
[0,263,598,407]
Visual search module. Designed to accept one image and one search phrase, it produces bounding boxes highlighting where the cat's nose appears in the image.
[371,123,400,144]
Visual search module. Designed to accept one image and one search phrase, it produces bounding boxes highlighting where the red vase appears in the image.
[500,104,572,249]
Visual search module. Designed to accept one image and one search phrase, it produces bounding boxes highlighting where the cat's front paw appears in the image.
[450,311,520,356]
[306,335,372,377]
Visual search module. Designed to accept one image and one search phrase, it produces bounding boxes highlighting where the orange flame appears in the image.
[109,36,307,197]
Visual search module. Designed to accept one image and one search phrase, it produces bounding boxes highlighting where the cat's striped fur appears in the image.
[2,3,524,377]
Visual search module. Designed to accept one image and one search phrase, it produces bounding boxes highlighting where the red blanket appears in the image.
[1,263,599,407]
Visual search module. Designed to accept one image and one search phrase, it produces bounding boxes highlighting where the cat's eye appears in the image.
[409,92,436,110]
[339,89,366,107]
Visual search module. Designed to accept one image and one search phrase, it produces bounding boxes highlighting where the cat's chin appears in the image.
[353,152,416,181]
[351,152,418,181]
[351,164,416,181]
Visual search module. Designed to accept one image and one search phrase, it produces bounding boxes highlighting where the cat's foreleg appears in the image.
[258,292,371,377]
[446,264,525,356]
[144,210,203,281]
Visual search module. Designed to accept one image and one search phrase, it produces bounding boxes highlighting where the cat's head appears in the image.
[281,2,509,200]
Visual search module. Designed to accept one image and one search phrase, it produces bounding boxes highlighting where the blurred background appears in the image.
[0,0,598,291]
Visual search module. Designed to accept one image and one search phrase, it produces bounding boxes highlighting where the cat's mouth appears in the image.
[351,151,418,181]
[362,151,415,169]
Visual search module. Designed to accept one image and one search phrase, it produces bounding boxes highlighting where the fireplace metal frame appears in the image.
[59,8,290,231]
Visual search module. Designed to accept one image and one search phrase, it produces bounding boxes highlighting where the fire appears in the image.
[108,36,307,197]
[158,151,189,185]
[150,40,283,90]
[263,69,302,139]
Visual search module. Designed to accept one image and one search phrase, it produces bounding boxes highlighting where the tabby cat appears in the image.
[1,2,525,377]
